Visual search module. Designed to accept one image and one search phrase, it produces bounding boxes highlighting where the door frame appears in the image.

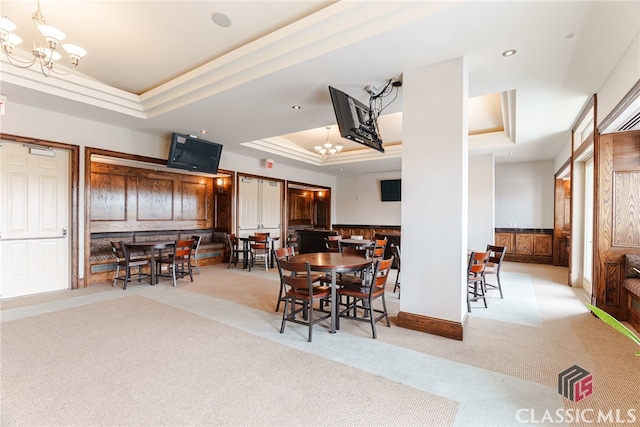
[0,133,80,289]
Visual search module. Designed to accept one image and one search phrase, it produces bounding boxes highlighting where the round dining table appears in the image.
[288,252,372,333]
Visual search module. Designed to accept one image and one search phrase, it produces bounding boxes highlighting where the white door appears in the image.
[238,176,260,237]
[237,176,281,247]
[261,180,281,247]
[0,142,70,298]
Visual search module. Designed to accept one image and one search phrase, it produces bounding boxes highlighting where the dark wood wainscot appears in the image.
[495,228,553,264]
[89,161,226,284]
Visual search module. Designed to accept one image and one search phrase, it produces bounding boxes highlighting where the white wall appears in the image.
[597,33,639,127]
[335,171,401,225]
[468,154,495,250]
[495,161,555,229]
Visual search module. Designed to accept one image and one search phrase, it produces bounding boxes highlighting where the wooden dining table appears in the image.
[288,252,372,333]
[125,240,175,285]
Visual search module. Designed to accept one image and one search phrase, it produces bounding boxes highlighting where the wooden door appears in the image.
[0,142,70,298]
[553,178,571,266]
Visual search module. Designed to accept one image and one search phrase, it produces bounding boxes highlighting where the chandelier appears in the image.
[0,0,87,77]
[314,126,343,161]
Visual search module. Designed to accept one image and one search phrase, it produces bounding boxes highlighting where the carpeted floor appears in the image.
[1,261,639,426]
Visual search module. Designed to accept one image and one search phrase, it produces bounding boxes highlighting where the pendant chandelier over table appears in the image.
[314,126,343,162]
[0,0,87,77]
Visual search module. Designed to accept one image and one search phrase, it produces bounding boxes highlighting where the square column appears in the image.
[397,57,469,339]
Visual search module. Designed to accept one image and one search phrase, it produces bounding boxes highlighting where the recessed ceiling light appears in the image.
[200,130,207,134]
[502,49,517,57]
[292,105,301,110]
[212,12,231,28]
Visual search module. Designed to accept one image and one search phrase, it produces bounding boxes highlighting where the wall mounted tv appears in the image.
[328,85,384,153]
[380,179,401,202]
[167,133,223,174]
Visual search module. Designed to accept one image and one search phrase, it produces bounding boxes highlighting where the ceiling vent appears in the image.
[618,108,640,131]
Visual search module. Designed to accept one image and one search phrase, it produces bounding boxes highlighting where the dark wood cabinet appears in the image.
[495,229,553,264]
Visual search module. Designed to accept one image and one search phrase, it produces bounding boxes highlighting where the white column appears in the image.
[468,154,495,250]
[400,57,469,329]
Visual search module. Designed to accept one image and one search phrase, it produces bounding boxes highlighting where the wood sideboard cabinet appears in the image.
[495,228,553,264]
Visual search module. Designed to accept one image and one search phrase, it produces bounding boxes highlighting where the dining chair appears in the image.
[227,233,241,268]
[467,251,490,312]
[249,234,270,271]
[278,258,331,342]
[190,235,202,274]
[371,237,388,259]
[156,239,194,286]
[286,233,299,249]
[484,244,507,298]
[274,247,298,312]
[274,246,326,312]
[336,256,394,339]
[390,243,401,297]
[110,241,151,290]
[324,236,341,253]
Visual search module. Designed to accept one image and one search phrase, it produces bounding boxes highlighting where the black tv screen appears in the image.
[380,179,401,202]
[328,86,384,153]
[167,133,223,174]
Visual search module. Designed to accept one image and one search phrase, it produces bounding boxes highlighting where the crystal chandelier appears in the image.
[0,0,87,77]
[314,126,343,161]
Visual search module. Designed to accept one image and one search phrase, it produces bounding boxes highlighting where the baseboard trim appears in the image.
[397,311,465,340]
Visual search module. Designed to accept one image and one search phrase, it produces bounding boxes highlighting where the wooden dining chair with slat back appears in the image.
[467,251,490,312]
[278,259,331,342]
[390,243,401,297]
[274,246,326,312]
[484,244,506,298]
[371,237,388,259]
[324,235,341,253]
[111,241,151,290]
[336,256,394,339]
[227,233,241,268]
[249,233,270,271]
[156,239,194,286]
[190,235,202,274]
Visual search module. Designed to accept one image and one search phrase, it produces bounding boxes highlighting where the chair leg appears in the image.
[275,282,285,312]
[280,297,289,333]
[307,301,313,342]
[369,300,377,339]
[497,273,503,298]
[113,264,120,287]
[123,266,131,290]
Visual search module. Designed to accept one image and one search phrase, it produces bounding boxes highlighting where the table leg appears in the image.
[269,240,276,268]
[242,240,249,269]
[150,249,156,285]
[330,267,337,333]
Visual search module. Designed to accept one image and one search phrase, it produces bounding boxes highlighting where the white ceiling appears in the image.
[1,1,638,177]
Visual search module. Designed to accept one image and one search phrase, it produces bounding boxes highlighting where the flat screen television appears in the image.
[380,179,401,202]
[167,133,223,174]
[328,86,384,153]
